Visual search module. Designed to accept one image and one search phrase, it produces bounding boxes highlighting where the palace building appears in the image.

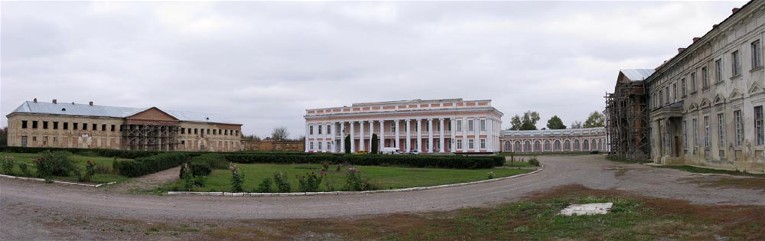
[499,127,608,153]
[5,99,242,152]
[640,0,765,173]
[304,98,503,153]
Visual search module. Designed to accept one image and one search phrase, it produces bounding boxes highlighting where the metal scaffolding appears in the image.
[605,80,650,161]
[121,123,180,151]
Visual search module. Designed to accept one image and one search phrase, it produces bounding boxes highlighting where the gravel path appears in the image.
[105,166,181,193]
[1,155,763,240]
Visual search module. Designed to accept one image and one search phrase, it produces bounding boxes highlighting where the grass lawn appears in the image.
[0,152,130,184]
[166,163,532,192]
[187,184,765,240]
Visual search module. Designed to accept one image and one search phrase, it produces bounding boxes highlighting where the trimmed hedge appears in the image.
[114,153,193,177]
[224,153,504,169]
[0,147,159,159]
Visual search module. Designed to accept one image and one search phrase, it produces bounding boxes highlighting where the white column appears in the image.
[339,122,345,153]
[305,123,309,152]
[417,119,423,152]
[428,118,433,153]
[350,121,355,153]
[330,122,336,153]
[474,118,480,152]
[395,119,401,150]
[439,118,445,153]
[359,120,365,151]
[450,118,456,152]
[462,117,468,152]
[369,120,375,152]
[406,119,411,152]
[380,120,385,149]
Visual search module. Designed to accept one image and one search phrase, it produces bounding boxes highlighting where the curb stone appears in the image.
[167,164,544,197]
[0,173,117,188]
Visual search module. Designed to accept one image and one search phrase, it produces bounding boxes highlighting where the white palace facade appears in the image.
[304,99,503,153]
[500,127,609,153]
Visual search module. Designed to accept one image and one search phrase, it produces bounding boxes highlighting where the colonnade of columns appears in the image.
[306,117,500,154]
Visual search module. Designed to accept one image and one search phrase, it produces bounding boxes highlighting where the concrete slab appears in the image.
[559,202,613,216]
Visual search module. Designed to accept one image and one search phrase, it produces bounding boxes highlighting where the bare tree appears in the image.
[271,127,289,141]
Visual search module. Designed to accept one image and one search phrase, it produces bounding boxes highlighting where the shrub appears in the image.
[114,153,192,177]
[82,160,96,182]
[487,171,495,179]
[189,160,211,176]
[273,172,291,193]
[193,176,206,187]
[345,166,375,191]
[34,151,75,178]
[528,156,540,167]
[230,164,244,192]
[1,156,15,175]
[297,172,323,192]
[255,178,273,193]
[18,162,30,177]
[192,153,229,170]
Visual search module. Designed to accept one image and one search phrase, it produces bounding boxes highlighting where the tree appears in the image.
[344,135,351,154]
[0,127,6,146]
[546,115,566,129]
[271,127,289,141]
[583,111,606,128]
[242,134,261,141]
[571,121,583,129]
[509,111,540,130]
[370,134,379,154]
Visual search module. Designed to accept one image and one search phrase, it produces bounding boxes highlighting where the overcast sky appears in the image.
[1,1,747,138]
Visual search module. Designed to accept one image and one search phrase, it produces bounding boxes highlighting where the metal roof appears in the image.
[620,69,655,81]
[9,101,240,125]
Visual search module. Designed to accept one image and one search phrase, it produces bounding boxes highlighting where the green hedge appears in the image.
[224,153,504,169]
[114,153,193,177]
[0,147,159,159]
[185,153,229,176]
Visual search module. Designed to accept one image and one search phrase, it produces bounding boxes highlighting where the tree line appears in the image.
[508,111,604,131]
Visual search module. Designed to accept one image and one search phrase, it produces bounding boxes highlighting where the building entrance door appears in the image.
[674,136,681,157]
[21,136,27,147]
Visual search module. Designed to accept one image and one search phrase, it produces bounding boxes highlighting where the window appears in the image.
[672,83,677,100]
[715,59,723,82]
[704,116,710,148]
[318,125,322,135]
[194,128,198,135]
[756,106,764,145]
[456,120,462,131]
[659,90,664,106]
[74,123,79,130]
[665,86,670,104]
[319,142,322,150]
[42,121,48,129]
[690,72,697,92]
[63,122,68,130]
[468,120,474,132]
[468,139,474,149]
[327,141,331,150]
[207,129,210,135]
[735,110,743,146]
[480,139,486,149]
[732,50,741,76]
[213,129,217,135]
[111,125,115,132]
[181,128,185,134]
[102,124,106,131]
[310,142,314,150]
[456,139,463,149]
[22,120,28,129]
[681,78,687,96]
[752,40,762,69]
[310,126,314,135]
[480,119,486,131]
[701,67,709,89]
[83,123,88,130]
[32,121,38,129]
[327,125,331,135]
[692,118,698,147]
[92,124,96,131]
[718,113,725,148]
[683,120,687,152]
[53,122,58,130]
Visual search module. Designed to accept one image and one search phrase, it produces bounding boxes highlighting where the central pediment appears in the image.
[126,107,179,125]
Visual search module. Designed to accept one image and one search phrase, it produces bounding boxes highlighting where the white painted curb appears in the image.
[168,164,544,197]
[0,174,117,188]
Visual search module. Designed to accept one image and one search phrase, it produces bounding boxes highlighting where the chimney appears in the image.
[732,8,740,14]
[89,101,94,106]
[713,24,719,29]
[678,48,686,53]
[33,98,37,103]
[692,37,701,43]
[52,99,57,104]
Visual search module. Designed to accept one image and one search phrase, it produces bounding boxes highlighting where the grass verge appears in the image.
[0,151,130,184]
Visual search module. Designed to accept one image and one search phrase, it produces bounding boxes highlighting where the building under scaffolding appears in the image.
[605,69,654,160]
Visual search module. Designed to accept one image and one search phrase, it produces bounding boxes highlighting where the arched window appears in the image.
[514,141,522,152]
[554,140,561,151]
[564,140,571,151]
[534,141,541,152]
[544,140,551,151]
[574,140,580,151]
[597,139,602,151]
[523,141,531,152]
[504,141,511,152]
[583,139,590,150]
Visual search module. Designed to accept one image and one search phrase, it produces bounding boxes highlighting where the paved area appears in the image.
[1,155,763,240]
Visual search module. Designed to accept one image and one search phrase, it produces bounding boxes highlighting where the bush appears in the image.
[345,166,375,191]
[297,172,323,192]
[34,151,76,178]
[82,160,96,182]
[18,162,30,177]
[191,153,229,169]
[0,146,159,159]
[273,172,291,193]
[255,178,272,193]
[114,153,192,177]
[528,156,540,167]
[230,164,244,192]
[1,156,15,175]
[224,153,504,169]
[189,160,211,176]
